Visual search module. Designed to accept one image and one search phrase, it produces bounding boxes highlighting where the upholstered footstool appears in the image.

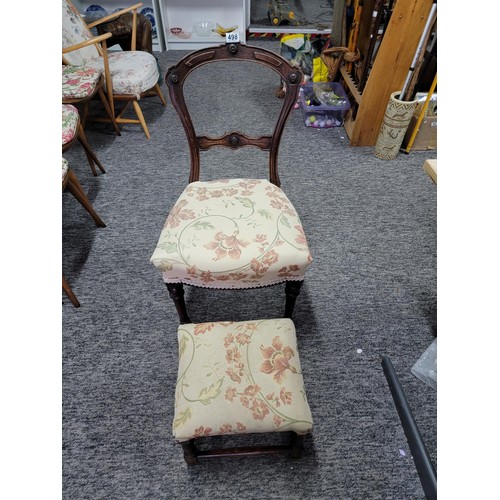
[173,318,313,464]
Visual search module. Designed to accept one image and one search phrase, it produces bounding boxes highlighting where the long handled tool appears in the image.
[403,73,437,154]
[358,0,384,93]
[401,1,437,101]
[346,0,364,74]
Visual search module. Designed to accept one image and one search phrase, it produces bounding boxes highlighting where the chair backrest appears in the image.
[166,43,303,187]
[62,0,100,66]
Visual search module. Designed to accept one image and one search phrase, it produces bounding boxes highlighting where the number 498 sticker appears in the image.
[226,32,240,43]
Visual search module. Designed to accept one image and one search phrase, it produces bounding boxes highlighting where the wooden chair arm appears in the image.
[62,32,112,54]
[85,3,143,29]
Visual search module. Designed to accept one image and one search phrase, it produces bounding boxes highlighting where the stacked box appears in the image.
[300,81,350,128]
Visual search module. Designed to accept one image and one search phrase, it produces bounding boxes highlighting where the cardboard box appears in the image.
[403,115,437,151]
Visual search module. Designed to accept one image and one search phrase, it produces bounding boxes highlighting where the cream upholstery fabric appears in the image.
[62,0,99,66]
[62,65,101,99]
[84,51,159,98]
[150,179,312,289]
[62,104,79,145]
[173,318,313,441]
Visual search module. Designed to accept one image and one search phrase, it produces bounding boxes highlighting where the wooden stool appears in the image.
[173,318,313,464]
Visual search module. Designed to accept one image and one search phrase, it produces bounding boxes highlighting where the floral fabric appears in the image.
[150,179,313,289]
[62,0,99,66]
[84,51,159,98]
[62,0,159,99]
[173,318,313,441]
[62,65,100,99]
[62,104,79,145]
[62,157,69,181]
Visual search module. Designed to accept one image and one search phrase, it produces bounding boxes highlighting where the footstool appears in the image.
[172,318,313,464]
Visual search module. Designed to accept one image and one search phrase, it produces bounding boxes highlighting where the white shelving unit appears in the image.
[157,0,249,51]
[72,0,166,52]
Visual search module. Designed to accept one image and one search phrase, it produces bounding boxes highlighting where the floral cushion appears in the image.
[150,179,313,289]
[83,51,159,98]
[62,157,69,181]
[62,104,79,145]
[62,0,99,66]
[173,318,313,441]
[62,65,101,99]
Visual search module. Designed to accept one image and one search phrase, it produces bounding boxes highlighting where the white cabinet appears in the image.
[72,0,166,51]
[157,0,249,51]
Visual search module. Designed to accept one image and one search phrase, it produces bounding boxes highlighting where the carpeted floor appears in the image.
[62,40,437,499]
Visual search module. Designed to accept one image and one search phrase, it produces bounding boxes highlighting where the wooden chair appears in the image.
[62,158,106,307]
[62,60,121,136]
[62,0,166,139]
[62,104,105,176]
[172,318,313,464]
[150,43,312,323]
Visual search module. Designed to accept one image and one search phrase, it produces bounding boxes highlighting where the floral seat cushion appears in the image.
[62,65,101,99]
[84,51,159,98]
[62,157,69,181]
[173,318,313,442]
[62,104,79,145]
[150,179,313,289]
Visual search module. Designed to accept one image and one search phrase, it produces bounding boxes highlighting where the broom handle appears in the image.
[401,2,437,101]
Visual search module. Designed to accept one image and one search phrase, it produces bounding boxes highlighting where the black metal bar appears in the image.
[382,356,437,500]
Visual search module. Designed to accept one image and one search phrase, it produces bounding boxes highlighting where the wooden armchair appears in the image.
[62,0,166,138]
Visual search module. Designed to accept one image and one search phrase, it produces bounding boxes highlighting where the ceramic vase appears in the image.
[374,91,418,160]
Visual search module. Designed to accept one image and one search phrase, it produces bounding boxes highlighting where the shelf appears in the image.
[158,0,249,50]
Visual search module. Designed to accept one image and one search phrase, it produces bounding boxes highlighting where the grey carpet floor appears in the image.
[62,40,437,499]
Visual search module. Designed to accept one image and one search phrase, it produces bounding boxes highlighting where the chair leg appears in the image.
[77,124,106,175]
[154,82,167,106]
[132,100,151,139]
[284,280,303,319]
[166,283,191,324]
[97,87,121,136]
[62,275,80,307]
[290,432,306,459]
[66,170,106,228]
[181,440,198,465]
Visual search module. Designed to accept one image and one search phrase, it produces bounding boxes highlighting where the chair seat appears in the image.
[62,65,101,99]
[173,318,313,442]
[62,104,79,145]
[62,157,69,181]
[150,179,312,289]
[85,51,159,98]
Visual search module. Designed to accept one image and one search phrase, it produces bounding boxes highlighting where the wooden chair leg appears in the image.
[132,100,151,139]
[77,124,106,175]
[166,283,191,324]
[66,170,106,228]
[284,280,303,319]
[62,275,80,307]
[154,82,167,106]
[97,87,121,136]
[181,439,198,465]
[290,432,306,459]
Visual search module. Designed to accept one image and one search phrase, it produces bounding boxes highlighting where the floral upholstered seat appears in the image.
[62,104,79,146]
[62,157,69,181]
[173,318,313,443]
[151,179,312,289]
[62,65,101,99]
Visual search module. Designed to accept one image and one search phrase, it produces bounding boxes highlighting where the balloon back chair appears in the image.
[62,0,166,138]
[150,43,313,323]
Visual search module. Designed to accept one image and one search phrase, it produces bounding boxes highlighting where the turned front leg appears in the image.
[284,280,303,319]
[166,283,191,324]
